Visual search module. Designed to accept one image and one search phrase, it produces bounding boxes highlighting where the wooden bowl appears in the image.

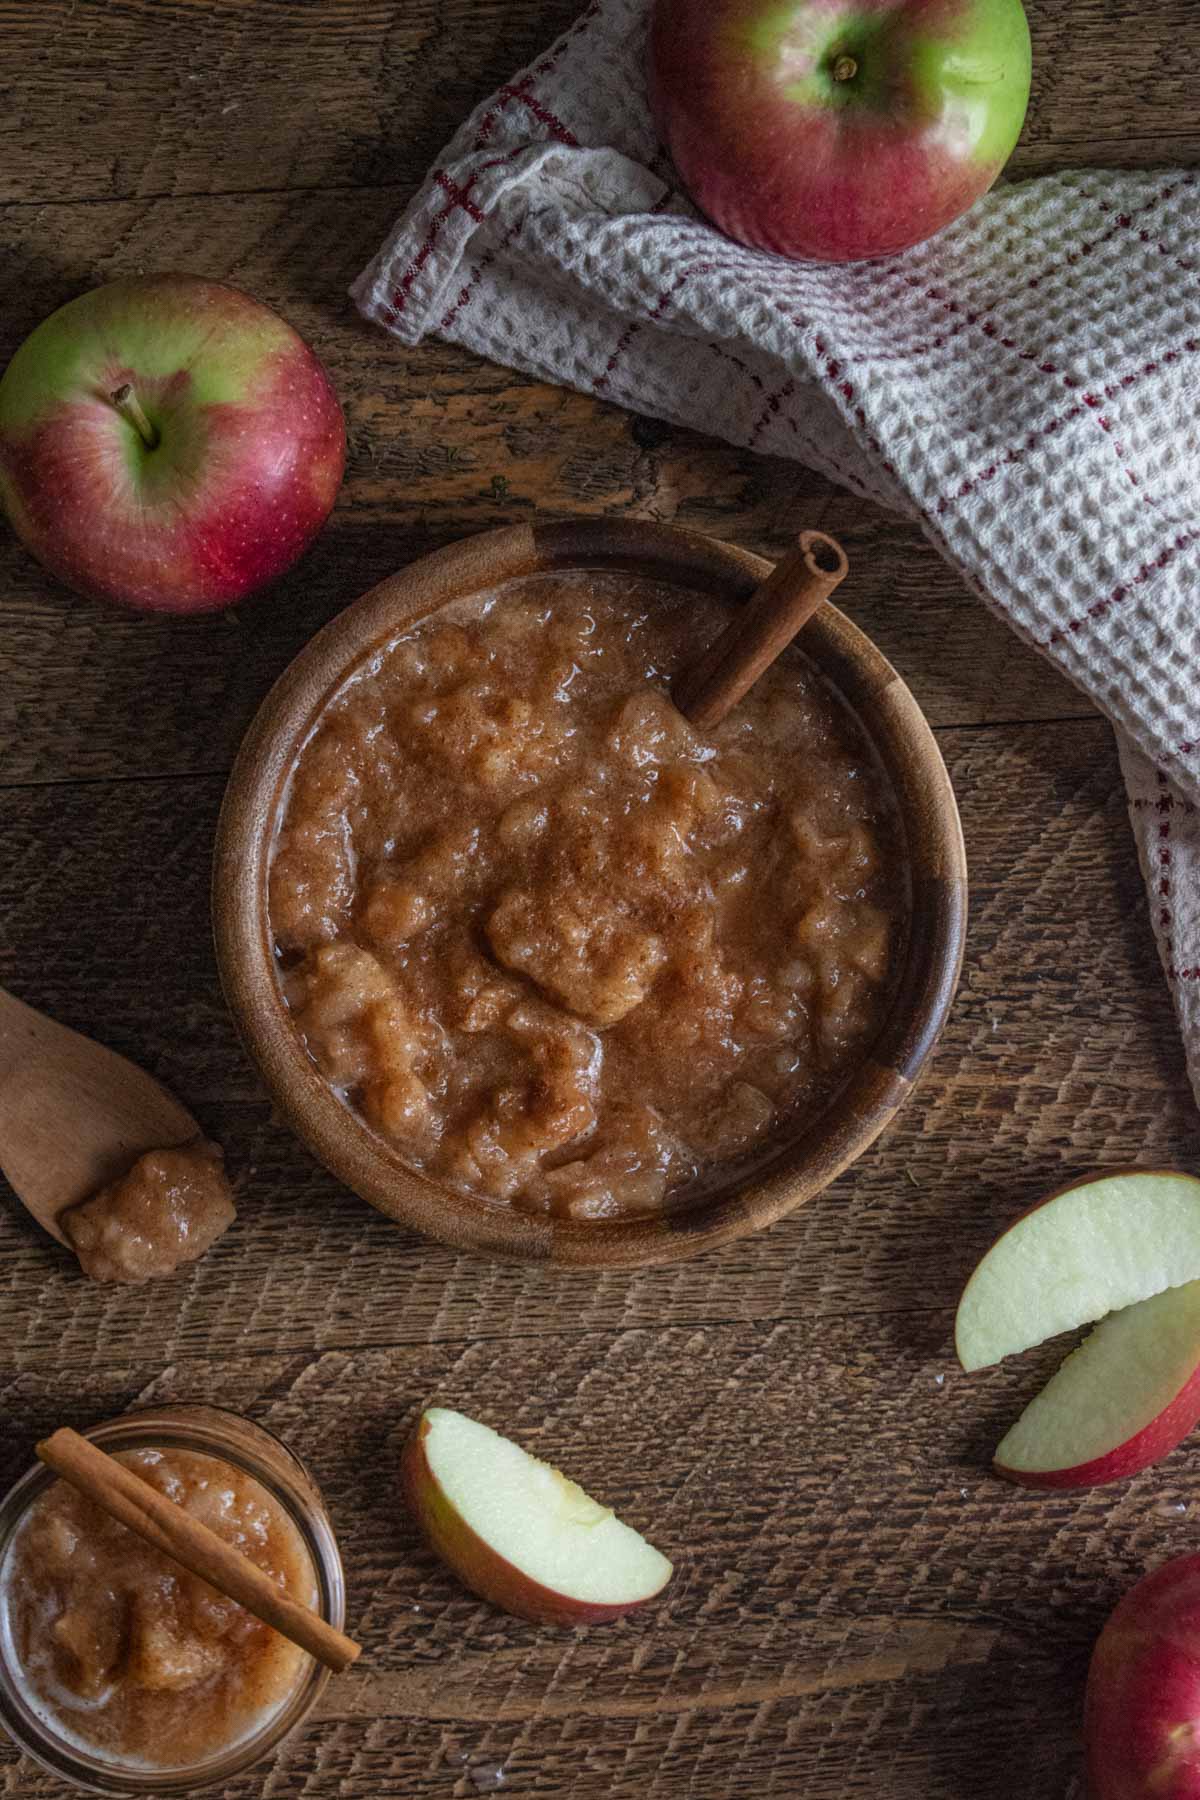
[213,519,967,1268]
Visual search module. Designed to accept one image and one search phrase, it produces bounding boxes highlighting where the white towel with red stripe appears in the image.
[353,0,1200,1108]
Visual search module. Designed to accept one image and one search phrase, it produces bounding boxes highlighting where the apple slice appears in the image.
[401,1407,673,1624]
[956,1169,1200,1372]
[994,1279,1200,1487]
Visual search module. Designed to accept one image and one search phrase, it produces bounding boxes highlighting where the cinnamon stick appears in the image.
[36,1428,360,1674]
[672,529,849,731]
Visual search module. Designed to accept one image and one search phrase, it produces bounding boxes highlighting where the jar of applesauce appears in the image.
[0,1404,346,1794]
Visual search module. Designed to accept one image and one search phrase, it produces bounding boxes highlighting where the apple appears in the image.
[648,0,1032,263]
[956,1170,1200,1372]
[0,273,345,613]
[401,1406,673,1624]
[1086,1554,1200,1799]
[993,1278,1200,1488]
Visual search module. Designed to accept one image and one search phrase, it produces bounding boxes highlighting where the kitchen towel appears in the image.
[353,0,1200,1107]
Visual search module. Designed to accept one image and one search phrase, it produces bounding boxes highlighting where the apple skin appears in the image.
[1086,1555,1200,1800]
[401,1415,657,1626]
[0,274,345,614]
[648,0,1032,263]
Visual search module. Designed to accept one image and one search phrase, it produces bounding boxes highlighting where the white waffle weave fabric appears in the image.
[353,0,1200,1108]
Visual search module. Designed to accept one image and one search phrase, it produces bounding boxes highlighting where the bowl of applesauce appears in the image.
[214,519,966,1267]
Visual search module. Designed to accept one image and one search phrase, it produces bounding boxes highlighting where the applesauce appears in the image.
[0,1446,316,1771]
[268,573,907,1219]
[64,1141,236,1283]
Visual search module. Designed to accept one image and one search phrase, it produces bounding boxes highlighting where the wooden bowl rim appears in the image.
[213,518,967,1268]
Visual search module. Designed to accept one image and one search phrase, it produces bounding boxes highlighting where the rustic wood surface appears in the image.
[2,2,1198,1794]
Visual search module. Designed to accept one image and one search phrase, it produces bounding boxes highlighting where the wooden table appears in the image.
[2,3,1198,1794]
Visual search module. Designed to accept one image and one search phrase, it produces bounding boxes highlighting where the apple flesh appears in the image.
[401,1407,673,1625]
[994,1279,1200,1488]
[1087,1554,1200,1800]
[956,1170,1200,1372]
[648,0,1032,263]
[0,273,345,613]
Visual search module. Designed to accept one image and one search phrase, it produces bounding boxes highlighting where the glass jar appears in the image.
[0,1404,346,1795]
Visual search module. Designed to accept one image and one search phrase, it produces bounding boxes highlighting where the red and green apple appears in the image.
[1087,1554,1200,1800]
[648,0,1032,263]
[0,273,345,613]
[402,1406,673,1625]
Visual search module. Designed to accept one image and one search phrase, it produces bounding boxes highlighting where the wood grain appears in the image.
[0,0,1196,211]
[0,189,1095,791]
[3,0,1200,1791]
[0,1324,1180,1798]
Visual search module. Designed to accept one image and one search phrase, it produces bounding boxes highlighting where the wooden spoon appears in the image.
[672,528,849,729]
[0,987,199,1246]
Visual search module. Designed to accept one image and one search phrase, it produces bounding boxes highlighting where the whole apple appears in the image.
[648,0,1032,263]
[1087,1554,1200,1799]
[0,274,345,613]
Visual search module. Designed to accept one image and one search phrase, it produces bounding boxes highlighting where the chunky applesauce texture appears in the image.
[269,574,907,1219]
[63,1140,236,1282]
[1,1448,316,1767]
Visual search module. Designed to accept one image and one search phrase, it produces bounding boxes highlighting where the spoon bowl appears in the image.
[0,987,199,1245]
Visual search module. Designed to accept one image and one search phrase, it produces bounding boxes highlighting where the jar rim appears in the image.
[0,1405,346,1795]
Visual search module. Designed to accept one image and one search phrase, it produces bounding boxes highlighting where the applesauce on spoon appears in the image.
[63,1140,236,1283]
[268,571,908,1220]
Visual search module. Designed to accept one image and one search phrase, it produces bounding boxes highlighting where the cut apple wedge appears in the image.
[401,1406,674,1625]
[994,1279,1200,1487]
[956,1169,1200,1372]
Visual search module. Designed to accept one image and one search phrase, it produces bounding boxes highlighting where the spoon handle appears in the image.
[0,986,36,1091]
[672,530,849,731]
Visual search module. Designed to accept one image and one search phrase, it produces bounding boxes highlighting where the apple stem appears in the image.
[831,54,858,82]
[109,383,160,450]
